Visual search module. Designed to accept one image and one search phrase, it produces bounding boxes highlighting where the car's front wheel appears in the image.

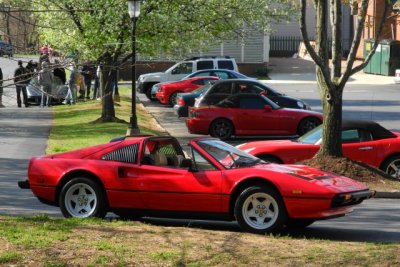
[169,91,180,106]
[59,177,107,218]
[234,185,287,234]
[382,155,400,180]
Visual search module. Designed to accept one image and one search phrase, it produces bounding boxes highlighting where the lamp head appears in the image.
[128,0,141,18]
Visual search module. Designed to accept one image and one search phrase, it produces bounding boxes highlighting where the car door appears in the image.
[342,129,378,166]
[169,62,194,81]
[233,95,280,135]
[122,140,223,213]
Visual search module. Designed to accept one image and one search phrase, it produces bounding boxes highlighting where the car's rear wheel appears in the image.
[382,155,400,180]
[297,117,321,136]
[59,177,107,218]
[234,185,287,234]
[285,219,315,229]
[169,91,180,106]
[209,119,234,140]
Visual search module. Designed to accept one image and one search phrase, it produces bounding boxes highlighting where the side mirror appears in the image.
[264,105,272,112]
[180,158,193,170]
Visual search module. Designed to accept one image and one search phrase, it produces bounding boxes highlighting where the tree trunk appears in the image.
[316,69,343,157]
[100,64,116,122]
[300,0,390,158]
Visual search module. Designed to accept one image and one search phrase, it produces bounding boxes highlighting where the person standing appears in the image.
[81,64,93,99]
[14,60,29,108]
[38,61,53,107]
[0,67,4,108]
[64,63,77,105]
[92,64,101,100]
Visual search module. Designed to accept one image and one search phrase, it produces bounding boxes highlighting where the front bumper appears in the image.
[331,189,375,208]
[174,105,188,117]
[136,81,144,93]
[18,180,30,189]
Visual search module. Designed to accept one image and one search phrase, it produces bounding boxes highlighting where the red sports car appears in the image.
[237,120,400,180]
[19,135,373,234]
[186,93,323,139]
[155,76,219,106]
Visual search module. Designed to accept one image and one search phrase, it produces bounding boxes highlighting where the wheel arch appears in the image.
[229,178,282,219]
[380,153,400,170]
[55,170,108,207]
[297,116,322,134]
[143,81,159,92]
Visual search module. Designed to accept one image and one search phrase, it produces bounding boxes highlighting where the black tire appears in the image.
[381,155,400,180]
[59,177,107,218]
[234,185,287,234]
[144,83,157,101]
[209,119,234,140]
[169,91,180,106]
[258,155,282,164]
[297,117,321,136]
[285,219,315,229]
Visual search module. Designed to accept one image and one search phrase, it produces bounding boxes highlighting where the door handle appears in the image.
[359,146,373,151]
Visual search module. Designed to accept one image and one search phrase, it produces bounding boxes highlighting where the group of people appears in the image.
[64,63,101,105]
[12,59,56,108]
[0,51,117,108]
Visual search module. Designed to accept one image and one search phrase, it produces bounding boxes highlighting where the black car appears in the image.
[173,83,213,117]
[194,79,311,110]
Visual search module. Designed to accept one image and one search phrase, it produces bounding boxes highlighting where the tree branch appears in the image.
[299,0,332,86]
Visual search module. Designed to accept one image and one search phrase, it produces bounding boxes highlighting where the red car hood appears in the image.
[254,163,368,193]
[237,139,303,153]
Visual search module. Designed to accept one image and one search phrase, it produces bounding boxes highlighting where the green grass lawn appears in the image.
[47,86,162,154]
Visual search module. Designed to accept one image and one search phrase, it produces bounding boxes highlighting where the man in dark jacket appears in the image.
[81,64,94,99]
[14,60,29,107]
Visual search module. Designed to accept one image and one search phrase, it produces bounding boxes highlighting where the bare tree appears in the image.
[300,0,391,157]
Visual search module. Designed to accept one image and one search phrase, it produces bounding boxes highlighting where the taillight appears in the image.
[178,98,185,106]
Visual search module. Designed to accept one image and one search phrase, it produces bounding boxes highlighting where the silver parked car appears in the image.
[26,76,69,105]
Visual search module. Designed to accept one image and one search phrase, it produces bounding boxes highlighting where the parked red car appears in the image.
[155,76,219,106]
[186,93,323,139]
[18,135,372,234]
[237,120,400,180]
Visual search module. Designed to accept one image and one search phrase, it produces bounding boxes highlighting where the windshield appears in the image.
[297,125,323,144]
[197,139,262,169]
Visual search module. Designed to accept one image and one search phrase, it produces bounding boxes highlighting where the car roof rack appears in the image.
[184,56,231,61]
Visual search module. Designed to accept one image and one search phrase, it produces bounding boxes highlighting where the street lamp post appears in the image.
[127,0,141,136]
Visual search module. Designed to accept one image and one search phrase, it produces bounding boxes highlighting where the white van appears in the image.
[137,56,238,100]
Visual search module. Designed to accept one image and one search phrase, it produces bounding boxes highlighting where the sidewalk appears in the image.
[267,57,398,85]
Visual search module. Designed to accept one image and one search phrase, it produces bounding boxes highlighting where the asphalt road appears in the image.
[1,56,400,243]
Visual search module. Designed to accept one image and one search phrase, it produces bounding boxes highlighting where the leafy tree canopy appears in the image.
[14,0,297,61]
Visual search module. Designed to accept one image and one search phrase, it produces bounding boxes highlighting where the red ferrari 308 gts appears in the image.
[19,135,373,234]
[155,76,219,106]
[237,120,400,180]
[186,93,323,139]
